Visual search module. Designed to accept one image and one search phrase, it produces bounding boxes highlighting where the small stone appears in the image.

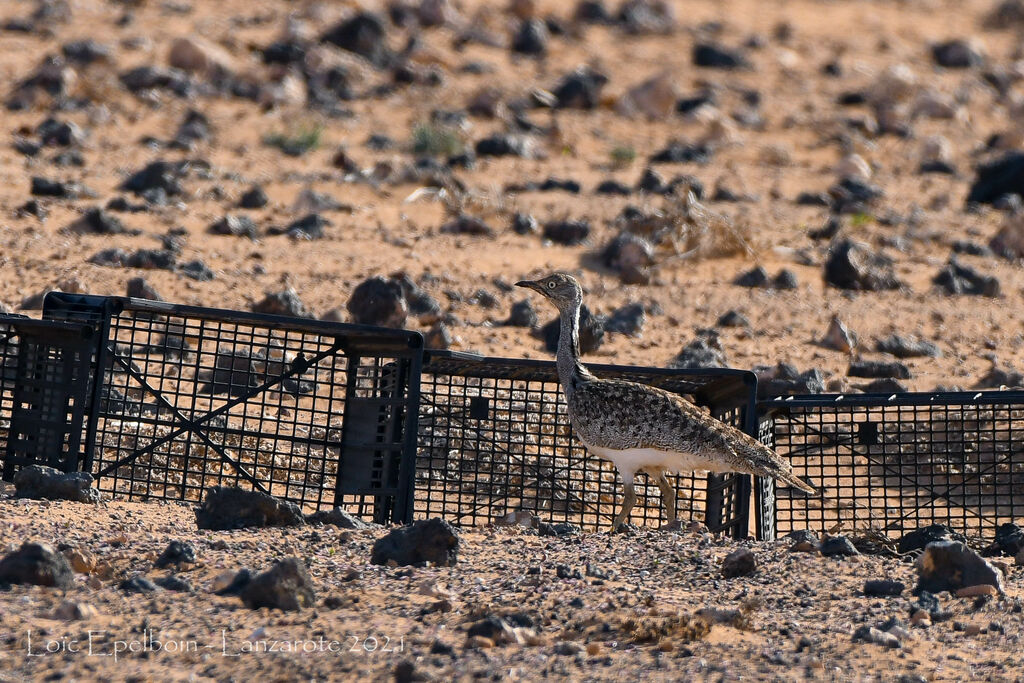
[734,266,770,288]
[154,575,194,592]
[209,215,258,238]
[931,39,983,69]
[820,316,856,352]
[852,625,900,649]
[0,543,73,588]
[669,332,727,369]
[239,186,269,209]
[305,508,370,529]
[933,259,1000,297]
[847,360,910,379]
[53,601,98,621]
[126,277,162,300]
[212,569,251,595]
[511,212,539,235]
[552,65,608,109]
[347,276,408,328]
[820,536,858,557]
[239,558,315,611]
[543,220,591,245]
[14,465,100,503]
[195,486,305,531]
[542,305,605,353]
[955,584,997,598]
[370,518,460,567]
[154,541,197,569]
[875,334,940,358]
[916,541,1005,595]
[721,548,756,578]
[440,214,494,236]
[120,575,159,593]
[606,303,646,336]
[693,43,749,69]
[466,635,494,649]
[504,299,538,328]
[252,289,309,318]
[511,18,548,55]
[717,310,750,327]
[898,524,967,554]
[824,240,901,291]
[65,549,96,574]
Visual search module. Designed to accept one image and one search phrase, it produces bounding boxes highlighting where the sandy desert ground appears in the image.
[2,0,1024,679]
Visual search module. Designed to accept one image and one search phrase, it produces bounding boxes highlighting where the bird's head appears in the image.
[515,273,583,312]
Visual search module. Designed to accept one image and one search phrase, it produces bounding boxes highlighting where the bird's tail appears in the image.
[771,467,817,495]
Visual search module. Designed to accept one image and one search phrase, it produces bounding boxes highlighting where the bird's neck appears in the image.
[557,300,592,399]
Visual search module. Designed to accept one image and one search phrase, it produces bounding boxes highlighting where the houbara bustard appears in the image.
[516,273,815,530]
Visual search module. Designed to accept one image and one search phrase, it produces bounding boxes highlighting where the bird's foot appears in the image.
[610,522,637,534]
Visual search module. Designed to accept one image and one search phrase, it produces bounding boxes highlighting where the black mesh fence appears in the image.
[415,351,760,536]
[761,392,1024,539]
[3,293,426,524]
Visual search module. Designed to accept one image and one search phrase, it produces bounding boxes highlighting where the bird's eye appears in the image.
[547,281,556,289]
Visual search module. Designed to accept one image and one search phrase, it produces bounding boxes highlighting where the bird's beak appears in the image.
[515,280,544,294]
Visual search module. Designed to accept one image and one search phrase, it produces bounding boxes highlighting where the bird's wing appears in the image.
[570,379,816,494]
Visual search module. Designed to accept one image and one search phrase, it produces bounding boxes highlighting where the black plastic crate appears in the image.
[0,314,95,478]
[761,392,1024,539]
[416,350,762,536]
[36,293,424,523]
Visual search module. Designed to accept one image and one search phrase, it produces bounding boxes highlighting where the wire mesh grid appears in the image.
[764,393,1024,538]
[39,294,423,522]
[0,314,94,478]
[416,351,757,534]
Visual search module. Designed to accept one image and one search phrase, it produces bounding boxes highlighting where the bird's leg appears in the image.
[611,473,636,532]
[655,471,678,529]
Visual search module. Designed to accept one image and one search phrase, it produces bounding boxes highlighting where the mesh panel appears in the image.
[38,294,423,523]
[417,351,758,535]
[765,393,1024,538]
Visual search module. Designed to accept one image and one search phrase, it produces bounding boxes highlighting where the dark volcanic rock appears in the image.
[62,39,112,65]
[268,213,331,240]
[511,212,539,234]
[721,548,756,578]
[897,524,968,554]
[617,0,675,34]
[121,160,188,198]
[321,12,393,68]
[966,152,1024,206]
[875,334,941,358]
[347,276,408,328]
[512,19,549,55]
[734,266,770,288]
[195,486,305,531]
[252,289,309,317]
[755,363,826,398]
[933,259,1000,296]
[126,277,162,300]
[828,178,883,213]
[209,214,258,238]
[37,117,84,146]
[0,543,73,588]
[820,536,859,557]
[154,541,197,569]
[392,273,442,320]
[931,39,983,69]
[543,219,591,245]
[595,180,632,196]
[14,465,99,503]
[305,508,370,529]
[649,141,712,164]
[693,43,749,69]
[716,310,750,327]
[370,518,460,567]
[669,332,727,369]
[824,240,901,291]
[120,575,159,593]
[65,207,132,235]
[915,541,1004,594]
[238,185,269,209]
[985,522,1024,556]
[601,232,654,284]
[552,66,608,109]
[239,557,316,611]
[847,360,911,379]
[542,304,605,353]
[154,575,194,592]
[120,65,192,95]
[606,303,646,336]
[31,176,87,198]
[475,134,532,158]
[440,214,494,236]
[504,299,538,328]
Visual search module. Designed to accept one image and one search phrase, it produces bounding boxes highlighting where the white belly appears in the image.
[583,443,731,479]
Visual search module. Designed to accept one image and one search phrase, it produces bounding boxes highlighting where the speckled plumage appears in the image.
[516,272,815,529]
